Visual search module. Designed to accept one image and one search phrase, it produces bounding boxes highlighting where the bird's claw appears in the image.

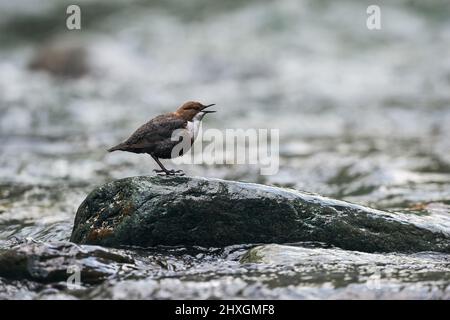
[153,169,185,176]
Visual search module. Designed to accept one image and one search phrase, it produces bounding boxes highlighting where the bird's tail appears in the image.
[107,143,125,152]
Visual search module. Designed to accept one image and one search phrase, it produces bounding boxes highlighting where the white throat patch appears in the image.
[187,112,204,140]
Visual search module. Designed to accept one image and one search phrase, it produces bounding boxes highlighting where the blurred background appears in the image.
[0,0,449,299]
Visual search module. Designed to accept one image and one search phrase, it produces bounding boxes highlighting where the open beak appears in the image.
[202,103,216,113]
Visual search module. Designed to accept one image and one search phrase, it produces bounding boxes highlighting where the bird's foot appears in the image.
[153,169,185,176]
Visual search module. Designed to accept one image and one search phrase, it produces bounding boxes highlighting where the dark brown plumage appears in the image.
[108,101,216,175]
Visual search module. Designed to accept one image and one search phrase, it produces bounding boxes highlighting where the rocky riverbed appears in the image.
[1,0,450,299]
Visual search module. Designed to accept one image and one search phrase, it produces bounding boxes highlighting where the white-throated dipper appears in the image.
[108,101,216,175]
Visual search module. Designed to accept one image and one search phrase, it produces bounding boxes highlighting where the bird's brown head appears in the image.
[175,101,216,121]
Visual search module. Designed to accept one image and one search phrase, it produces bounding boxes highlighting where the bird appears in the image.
[107,101,216,175]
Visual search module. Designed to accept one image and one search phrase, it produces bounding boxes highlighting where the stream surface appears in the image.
[0,0,449,299]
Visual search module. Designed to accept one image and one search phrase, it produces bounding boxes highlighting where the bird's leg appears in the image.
[151,155,171,175]
[150,155,184,176]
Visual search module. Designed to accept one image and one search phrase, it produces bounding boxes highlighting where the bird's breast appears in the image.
[186,119,201,141]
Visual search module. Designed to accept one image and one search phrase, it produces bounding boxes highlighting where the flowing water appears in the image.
[0,0,449,299]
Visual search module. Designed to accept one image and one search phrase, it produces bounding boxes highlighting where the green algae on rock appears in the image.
[70,176,450,253]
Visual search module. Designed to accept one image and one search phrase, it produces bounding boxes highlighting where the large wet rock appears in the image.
[70,176,450,253]
[28,42,88,78]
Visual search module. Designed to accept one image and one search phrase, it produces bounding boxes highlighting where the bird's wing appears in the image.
[122,114,187,150]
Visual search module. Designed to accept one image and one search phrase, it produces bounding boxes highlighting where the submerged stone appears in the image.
[0,241,134,284]
[240,244,450,266]
[70,176,450,253]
